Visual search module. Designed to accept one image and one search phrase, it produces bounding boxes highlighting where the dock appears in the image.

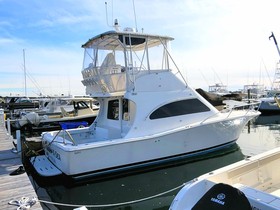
[0,111,43,210]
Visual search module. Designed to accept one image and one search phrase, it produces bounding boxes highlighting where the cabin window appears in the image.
[122,98,129,121]
[150,99,210,120]
[107,99,119,120]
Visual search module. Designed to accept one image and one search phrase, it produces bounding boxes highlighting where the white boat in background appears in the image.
[30,23,260,179]
[11,98,99,134]
[32,97,99,115]
[243,83,265,100]
[208,83,229,96]
[36,97,83,115]
[170,147,280,210]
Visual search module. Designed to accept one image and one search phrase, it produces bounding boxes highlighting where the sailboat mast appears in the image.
[23,49,27,96]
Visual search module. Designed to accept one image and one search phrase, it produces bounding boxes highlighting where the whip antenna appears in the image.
[105,2,110,27]
[105,1,119,30]
[105,1,114,27]
[132,0,138,32]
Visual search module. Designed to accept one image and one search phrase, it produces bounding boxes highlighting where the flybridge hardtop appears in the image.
[81,30,174,50]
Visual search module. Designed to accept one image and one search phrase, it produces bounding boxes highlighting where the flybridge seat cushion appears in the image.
[101,53,116,68]
[191,183,251,210]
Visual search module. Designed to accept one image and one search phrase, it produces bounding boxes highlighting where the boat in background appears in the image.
[30,23,260,179]
[10,97,98,136]
[208,83,229,95]
[257,32,280,115]
[242,83,265,103]
[169,146,280,210]
[195,88,243,111]
[258,90,280,115]
[1,97,39,115]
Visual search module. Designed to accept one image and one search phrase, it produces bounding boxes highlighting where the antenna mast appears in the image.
[105,1,120,31]
[132,0,138,32]
[105,2,111,27]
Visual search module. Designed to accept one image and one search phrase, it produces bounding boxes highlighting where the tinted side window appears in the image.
[150,99,210,120]
[107,99,119,120]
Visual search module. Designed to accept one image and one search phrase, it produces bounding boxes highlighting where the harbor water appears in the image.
[29,114,280,210]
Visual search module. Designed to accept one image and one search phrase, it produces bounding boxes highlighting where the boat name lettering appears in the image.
[211,197,225,205]
[46,147,61,160]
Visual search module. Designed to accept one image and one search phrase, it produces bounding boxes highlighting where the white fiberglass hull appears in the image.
[42,114,254,178]
[169,146,280,210]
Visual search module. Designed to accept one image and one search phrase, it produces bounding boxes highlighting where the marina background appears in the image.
[1,0,280,96]
[1,1,280,209]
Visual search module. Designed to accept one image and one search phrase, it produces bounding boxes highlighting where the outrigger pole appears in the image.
[269,32,280,90]
[269,32,280,61]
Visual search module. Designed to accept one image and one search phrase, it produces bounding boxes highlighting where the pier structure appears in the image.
[0,109,42,209]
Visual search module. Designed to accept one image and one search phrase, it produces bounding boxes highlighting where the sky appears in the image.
[1,0,280,97]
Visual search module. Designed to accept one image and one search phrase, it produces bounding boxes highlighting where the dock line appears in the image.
[8,197,37,209]
[9,182,187,209]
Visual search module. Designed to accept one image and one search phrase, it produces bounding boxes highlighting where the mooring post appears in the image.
[6,118,11,136]
[16,130,22,162]
[0,108,4,125]
[247,89,251,104]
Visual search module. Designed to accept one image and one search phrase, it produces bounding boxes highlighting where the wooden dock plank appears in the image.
[0,115,43,210]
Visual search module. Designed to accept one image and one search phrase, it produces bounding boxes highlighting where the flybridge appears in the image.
[80,29,179,96]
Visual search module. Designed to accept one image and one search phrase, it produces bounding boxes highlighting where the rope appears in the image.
[9,183,186,209]
[8,197,37,210]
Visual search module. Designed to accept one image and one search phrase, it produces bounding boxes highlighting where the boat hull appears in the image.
[258,100,280,115]
[42,116,251,178]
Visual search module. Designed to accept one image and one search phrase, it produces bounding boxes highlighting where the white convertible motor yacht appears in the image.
[31,26,260,179]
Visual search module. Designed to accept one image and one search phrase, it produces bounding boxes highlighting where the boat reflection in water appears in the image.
[32,143,244,210]
[238,117,280,157]
[254,114,280,125]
